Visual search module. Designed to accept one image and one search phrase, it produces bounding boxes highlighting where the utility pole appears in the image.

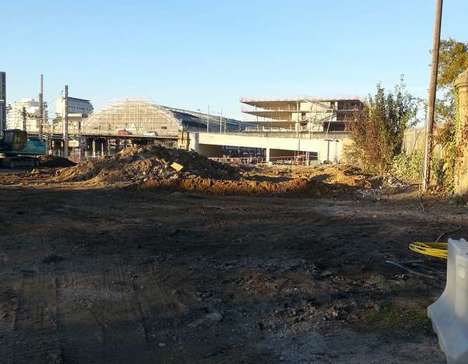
[0,72,6,137]
[423,0,443,191]
[207,105,210,132]
[219,112,222,133]
[63,85,69,158]
[219,108,223,134]
[22,107,27,131]
[38,74,44,138]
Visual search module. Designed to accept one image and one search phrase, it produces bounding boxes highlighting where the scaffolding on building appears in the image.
[240,97,363,135]
[81,99,179,136]
[70,99,242,137]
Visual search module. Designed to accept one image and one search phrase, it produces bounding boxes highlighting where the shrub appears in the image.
[347,80,417,175]
[391,152,424,183]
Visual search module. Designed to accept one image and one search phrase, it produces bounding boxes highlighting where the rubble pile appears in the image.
[55,145,239,185]
[53,146,382,196]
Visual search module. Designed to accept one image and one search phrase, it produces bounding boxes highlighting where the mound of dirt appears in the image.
[53,145,380,197]
[306,165,382,189]
[55,145,239,185]
[39,155,76,168]
[139,164,381,197]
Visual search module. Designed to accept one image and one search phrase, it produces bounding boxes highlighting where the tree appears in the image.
[438,39,468,88]
[436,39,468,123]
[347,80,417,174]
[433,39,468,191]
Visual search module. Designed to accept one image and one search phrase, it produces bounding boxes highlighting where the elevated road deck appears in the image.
[189,132,351,163]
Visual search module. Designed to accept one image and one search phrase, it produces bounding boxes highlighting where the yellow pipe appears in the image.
[409,242,448,259]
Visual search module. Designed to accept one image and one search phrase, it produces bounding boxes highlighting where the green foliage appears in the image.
[348,79,417,175]
[362,300,432,334]
[421,39,467,191]
[435,40,468,125]
[438,39,468,88]
[348,39,465,186]
[434,121,457,192]
[391,152,423,183]
[391,149,451,188]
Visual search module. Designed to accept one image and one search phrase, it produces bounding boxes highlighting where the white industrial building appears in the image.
[56,96,93,117]
[6,98,48,132]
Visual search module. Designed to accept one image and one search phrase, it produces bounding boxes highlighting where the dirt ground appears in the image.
[0,165,462,364]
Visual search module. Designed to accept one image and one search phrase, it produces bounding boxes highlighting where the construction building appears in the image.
[0,72,6,133]
[56,96,94,118]
[48,96,94,136]
[80,99,242,136]
[6,98,48,132]
[43,99,243,160]
[241,97,363,133]
[187,96,365,163]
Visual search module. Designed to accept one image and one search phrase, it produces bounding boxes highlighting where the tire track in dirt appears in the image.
[6,271,64,364]
[65,260,112,363]
[131,280,152,345]
[0,283,18,364]
[56,259,160,363]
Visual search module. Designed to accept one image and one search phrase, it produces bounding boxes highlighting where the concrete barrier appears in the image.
[428,238,468,364]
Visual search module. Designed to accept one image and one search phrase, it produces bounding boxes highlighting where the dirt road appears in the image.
[0,168,460,363]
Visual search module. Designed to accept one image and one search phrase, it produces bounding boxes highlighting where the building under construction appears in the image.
[7,98,48,132]
[80,99,241,136]
[44,99,243,159]
[241,97,363,133]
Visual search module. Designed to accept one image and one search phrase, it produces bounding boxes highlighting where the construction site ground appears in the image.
[0,163,460,364]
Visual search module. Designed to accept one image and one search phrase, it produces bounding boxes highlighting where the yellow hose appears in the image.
[409,242,448,259]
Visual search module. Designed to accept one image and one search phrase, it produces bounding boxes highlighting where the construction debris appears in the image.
[170,162,184,172]
[55,145,238,185]
[52,147,381,197]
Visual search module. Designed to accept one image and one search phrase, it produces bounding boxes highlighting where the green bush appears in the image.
[391,152,424,183]
[348,80,417,175]
[391,150,452,188]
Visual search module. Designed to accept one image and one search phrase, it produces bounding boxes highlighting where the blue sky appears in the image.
[3,0,467,120]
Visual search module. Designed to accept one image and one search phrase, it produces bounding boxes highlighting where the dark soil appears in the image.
[38,155,76,168]
[0,166,456,363]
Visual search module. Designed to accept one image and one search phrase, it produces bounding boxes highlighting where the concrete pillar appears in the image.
[101,140,105,157]
[334,139,339,163]
[454,70,468,195]
[266,148,271,163]
[92,139,96,158]
[79,137,85,161]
